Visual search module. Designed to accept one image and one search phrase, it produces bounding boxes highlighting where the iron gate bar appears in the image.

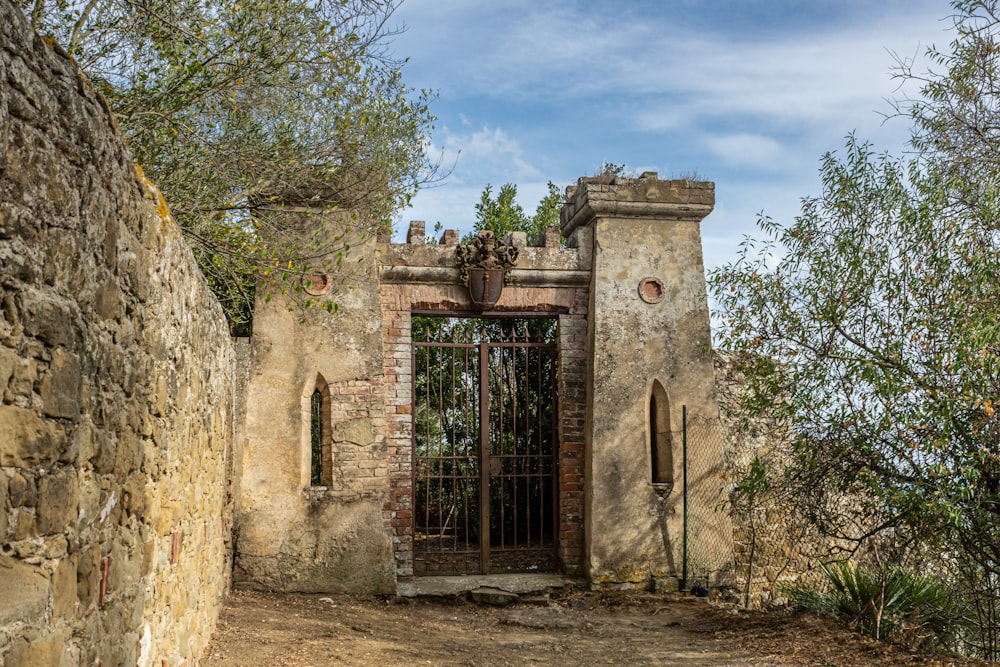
[479,338,490,572]
[413,335,480,573]
[486,333,558,571]
[412,329,482,574]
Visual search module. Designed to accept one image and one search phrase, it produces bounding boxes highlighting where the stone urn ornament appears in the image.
[456,231,519,309]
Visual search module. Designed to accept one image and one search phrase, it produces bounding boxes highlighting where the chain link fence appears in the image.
[681,403,834,606]
[676,408,748,598]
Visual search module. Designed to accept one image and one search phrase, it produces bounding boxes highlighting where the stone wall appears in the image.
[236,227,396,594]
[0,2,237,664]
[715,350,836,607]
[237,218,590,589]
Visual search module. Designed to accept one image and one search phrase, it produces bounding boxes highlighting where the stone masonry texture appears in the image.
[561,174,734,589]
[236,226,397,594]
[0,2,238,664]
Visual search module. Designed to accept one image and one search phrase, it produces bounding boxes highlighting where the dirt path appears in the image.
[202,589,987,666]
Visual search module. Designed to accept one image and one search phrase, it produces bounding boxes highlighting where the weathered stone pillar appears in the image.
[560,173,734,590]
[238,212,395,593]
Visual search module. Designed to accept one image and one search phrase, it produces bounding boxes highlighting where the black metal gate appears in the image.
[412,317,558,575]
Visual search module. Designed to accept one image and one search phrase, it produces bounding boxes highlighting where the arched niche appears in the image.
[649,379,674,490]
[308,373,332,486]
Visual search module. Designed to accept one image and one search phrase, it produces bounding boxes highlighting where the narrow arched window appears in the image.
[310,388,324,486]
[650,380,673,486]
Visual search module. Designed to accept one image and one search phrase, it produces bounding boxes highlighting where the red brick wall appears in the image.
[381,288,416,574]
[555,292,589,571]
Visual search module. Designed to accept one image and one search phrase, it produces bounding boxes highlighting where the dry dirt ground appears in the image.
[202,589,989,667]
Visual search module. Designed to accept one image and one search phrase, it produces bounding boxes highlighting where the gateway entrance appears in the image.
[411,317,558,575]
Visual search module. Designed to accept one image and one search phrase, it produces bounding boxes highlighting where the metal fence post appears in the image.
[682,404,688,592]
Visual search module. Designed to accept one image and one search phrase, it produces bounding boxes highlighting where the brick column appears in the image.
[381,286,415,575]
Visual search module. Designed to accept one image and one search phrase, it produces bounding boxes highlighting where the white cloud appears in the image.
[703,133,786,169]
[398,0,944,127]
[461,126,520,158]
[392,0,953,269]
[435,124,543,183]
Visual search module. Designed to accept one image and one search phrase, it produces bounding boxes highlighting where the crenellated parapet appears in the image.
[561,171,715,237]
[379,220,592,288]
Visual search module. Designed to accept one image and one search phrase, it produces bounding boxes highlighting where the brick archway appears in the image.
[410,315,559,575]
[379,242,588,578]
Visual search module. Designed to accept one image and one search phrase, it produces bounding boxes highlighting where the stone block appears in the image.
[73,420,98,467]
[331,419,375,447]
[470,587,519,606]
[5,630,69,667]
[52,555,78,621]
[12,508,35,539]
[538,225,560,249]
[39,228,86,291]
[504,231,526,248]
[0,556,50,625]
[122,472,146,520]
[114,428,142,478]
[76,544,100,610]
[0,405,66,467]
[10,356,37,398]
[156,501,180,536]
[91,430,117,474]
[36,470,78,535]
[21,290,78,347]
[0,345,16,393]
[39,347,81,420]
[406,220,425,245]
[94,283,121,320]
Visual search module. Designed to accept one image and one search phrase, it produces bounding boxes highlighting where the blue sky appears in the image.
[389,0,953,271]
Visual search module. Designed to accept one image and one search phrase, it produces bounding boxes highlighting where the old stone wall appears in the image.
[715,350,837,607]
[236,227,396,594]
[1,3,237,664]
[561,174,734,591]
[237,218,590,589]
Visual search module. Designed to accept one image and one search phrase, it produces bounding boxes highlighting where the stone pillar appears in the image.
[238,212,395,593]
[560,173,734,589]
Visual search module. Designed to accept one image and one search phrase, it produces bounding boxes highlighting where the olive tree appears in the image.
[24,0,436,327]
[709,1,1000,656]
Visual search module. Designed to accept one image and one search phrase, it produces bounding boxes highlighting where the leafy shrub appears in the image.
[786,561,968,652]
